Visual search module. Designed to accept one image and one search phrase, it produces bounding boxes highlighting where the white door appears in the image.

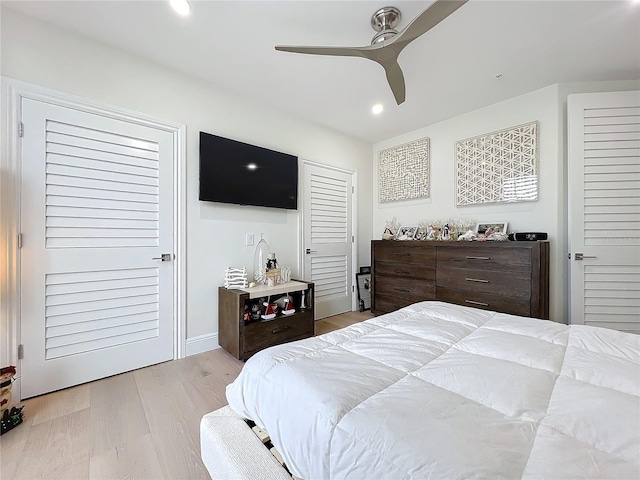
[568,90,640,333]
[20,98,175,398]
[302,162,354,319]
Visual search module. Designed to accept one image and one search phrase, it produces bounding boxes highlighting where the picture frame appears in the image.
[395,225,417,240]
[379,137,430,203]
[355,272,371,312]
[475,222,508,235]
[414,227,426,241]
[455,122,538,206]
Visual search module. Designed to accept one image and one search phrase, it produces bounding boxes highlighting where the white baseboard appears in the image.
[186,333,220,357]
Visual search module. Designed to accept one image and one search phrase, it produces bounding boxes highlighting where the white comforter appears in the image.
[226,301,640,479]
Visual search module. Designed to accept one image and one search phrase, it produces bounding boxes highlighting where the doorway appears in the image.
[301,161,356,319]
[3,80,185,398]
[568,90,640,333]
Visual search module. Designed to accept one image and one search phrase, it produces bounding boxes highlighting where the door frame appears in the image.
[298,159,358,313]
[1,77,187,399]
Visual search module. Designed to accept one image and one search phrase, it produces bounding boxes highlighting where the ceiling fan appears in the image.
[275,0,468,105]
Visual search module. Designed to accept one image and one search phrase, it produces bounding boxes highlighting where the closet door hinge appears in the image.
[18,344,24,360]
[18,122,24,138]
[18,233,22,249]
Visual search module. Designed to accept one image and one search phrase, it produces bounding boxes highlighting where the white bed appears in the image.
[208,301,640,479]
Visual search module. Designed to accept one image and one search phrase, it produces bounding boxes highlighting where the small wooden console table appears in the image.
[218,280,314,361]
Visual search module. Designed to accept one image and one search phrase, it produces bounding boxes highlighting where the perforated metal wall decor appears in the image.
[456,122,538,206]
[378,137,430,203]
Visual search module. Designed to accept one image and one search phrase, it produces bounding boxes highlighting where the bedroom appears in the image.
[1,0,639,478]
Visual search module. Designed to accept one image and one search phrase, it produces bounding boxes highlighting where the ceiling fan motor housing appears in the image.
[370,6,401,44]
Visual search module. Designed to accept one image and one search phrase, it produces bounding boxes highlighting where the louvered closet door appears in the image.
[568,90,640,333]
[20,98,174,398]
[303,163,353,319]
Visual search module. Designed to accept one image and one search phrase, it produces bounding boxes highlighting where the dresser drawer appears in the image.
[375,262,435,281]
[437,267,531,298]
[374,295,426,314]
[374,244,436,265]
[437,246,531,271]
[374,276,435,302]
[244,314,312,354]
[437,286,531,317]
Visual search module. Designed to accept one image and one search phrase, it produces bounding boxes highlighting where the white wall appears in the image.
[373,80,640,324]
[0,8,373,353]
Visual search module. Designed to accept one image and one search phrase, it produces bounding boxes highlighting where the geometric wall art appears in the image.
[378,137,430,203]
[456,121,538,206]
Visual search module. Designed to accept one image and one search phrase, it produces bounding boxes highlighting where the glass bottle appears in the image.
[253,234,271,284]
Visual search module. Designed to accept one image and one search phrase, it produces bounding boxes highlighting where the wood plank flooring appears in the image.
[0,310,373,480]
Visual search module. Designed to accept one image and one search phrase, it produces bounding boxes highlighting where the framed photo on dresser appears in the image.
[395,225,417,240]
[475,222,508,235]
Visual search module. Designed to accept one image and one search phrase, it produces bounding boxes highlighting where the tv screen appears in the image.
[199,131,298,210]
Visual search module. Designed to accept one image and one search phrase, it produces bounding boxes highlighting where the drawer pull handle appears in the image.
[395,270,411,274]
[394,252,410,256]
[272,326,291,334]
[465,300,489,307]
[466,256,490,260]
[394,288,411,293]
[465,278,489,283]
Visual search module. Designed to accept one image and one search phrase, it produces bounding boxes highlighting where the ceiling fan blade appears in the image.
[393,0,468,51]
[275,2,468,105]
[275,44,369,59]
[382,61,406,105]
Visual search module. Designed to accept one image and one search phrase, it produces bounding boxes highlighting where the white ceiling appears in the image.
[4,0,640,143]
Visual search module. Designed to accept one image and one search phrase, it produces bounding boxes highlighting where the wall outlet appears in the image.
[246,233,254,246]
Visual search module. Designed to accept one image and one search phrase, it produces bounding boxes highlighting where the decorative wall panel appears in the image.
[456,122,538,206]
[378,137,430,202]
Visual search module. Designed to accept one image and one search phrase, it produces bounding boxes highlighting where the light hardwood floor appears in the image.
[0,310,374,480]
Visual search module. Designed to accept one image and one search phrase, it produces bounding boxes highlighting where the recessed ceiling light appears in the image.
[247,163,258,171]
[372,104,384,115]
[170,0,191,16]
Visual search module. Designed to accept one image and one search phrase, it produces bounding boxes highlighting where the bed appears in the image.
[202,301,640,479]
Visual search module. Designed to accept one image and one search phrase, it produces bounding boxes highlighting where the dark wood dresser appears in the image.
[371,240,549,319]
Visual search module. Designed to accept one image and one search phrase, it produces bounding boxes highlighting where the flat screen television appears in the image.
[199,131,298,210]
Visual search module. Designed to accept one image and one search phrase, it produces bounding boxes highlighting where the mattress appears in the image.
[225,301,640,479]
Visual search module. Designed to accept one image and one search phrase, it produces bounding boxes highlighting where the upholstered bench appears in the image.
[200,406,297,480]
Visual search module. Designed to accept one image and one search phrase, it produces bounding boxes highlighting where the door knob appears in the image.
[306,249,318,254]
[152,253,173,261]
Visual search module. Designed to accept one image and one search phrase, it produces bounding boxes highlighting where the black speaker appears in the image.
[508,232,548,241]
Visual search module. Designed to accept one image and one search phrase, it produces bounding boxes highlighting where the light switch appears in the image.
[246,233,254,246]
